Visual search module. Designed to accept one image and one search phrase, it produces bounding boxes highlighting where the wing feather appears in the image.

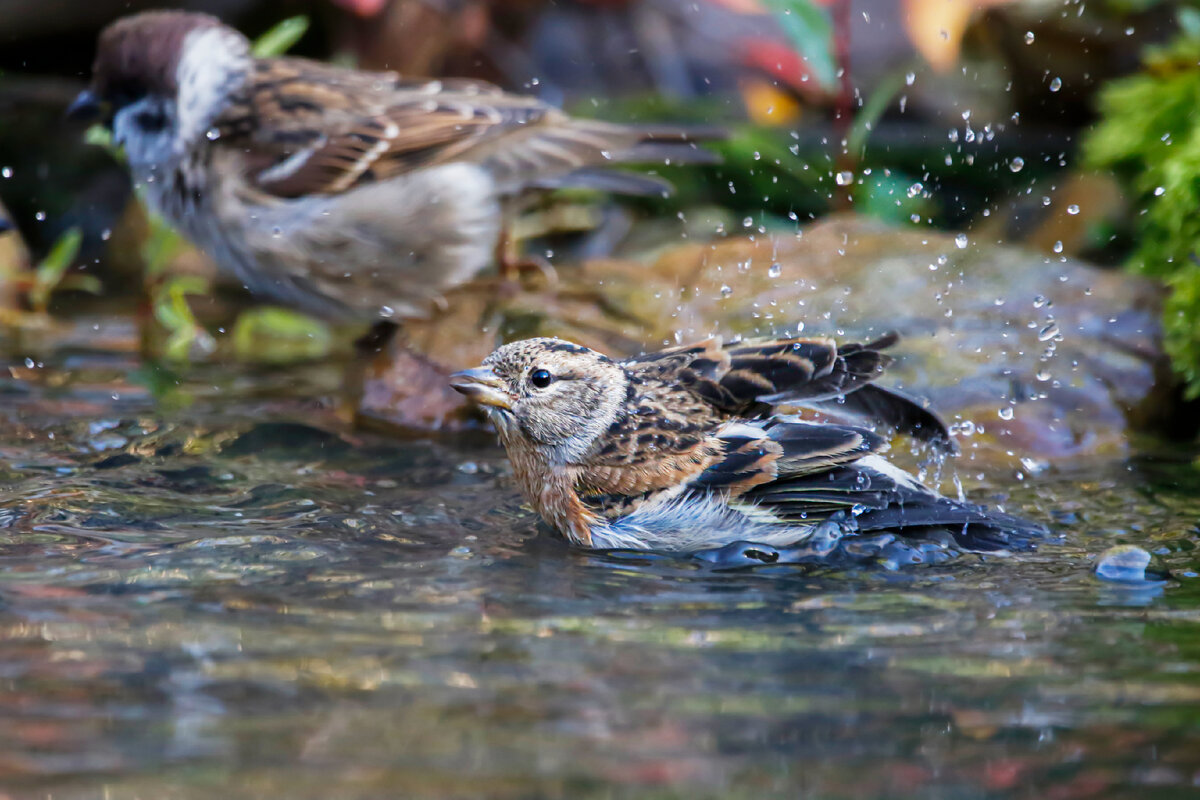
[623,333,953,450]
[215,57,716,199]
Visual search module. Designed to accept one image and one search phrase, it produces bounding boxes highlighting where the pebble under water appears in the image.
[3,351,1200,799]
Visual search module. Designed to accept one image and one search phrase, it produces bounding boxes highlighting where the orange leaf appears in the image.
[903,0,1016,72]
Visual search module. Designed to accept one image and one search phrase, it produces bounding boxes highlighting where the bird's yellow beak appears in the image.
[450,366,512,410]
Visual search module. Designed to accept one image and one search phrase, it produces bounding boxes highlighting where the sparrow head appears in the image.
[451,338,630,464]
[72,11,251,167]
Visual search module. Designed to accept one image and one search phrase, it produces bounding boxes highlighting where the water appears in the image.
[3,351,1200,798]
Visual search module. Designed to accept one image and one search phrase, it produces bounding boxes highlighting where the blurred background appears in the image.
[0,0,1197,446]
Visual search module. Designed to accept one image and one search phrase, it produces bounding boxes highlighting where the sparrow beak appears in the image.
[450,366,512,410]
[66,89,102,122]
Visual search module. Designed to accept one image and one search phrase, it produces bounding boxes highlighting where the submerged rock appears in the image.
[361,215,1169,469]
[1094,544,1169,584]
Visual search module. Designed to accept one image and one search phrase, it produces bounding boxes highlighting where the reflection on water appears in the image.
[2,351,1200,798]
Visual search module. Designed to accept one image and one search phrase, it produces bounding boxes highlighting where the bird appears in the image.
[68,11,718,323]
[450,333,1046,553]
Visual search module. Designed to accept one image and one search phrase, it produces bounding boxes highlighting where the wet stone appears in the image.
[363,215,1168,470]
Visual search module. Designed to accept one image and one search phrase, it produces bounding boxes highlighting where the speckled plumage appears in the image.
[77,11,717,321]
[451,334,1046,552]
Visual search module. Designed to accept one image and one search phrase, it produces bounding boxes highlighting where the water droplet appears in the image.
[1009,156,1024,173]
[835,171,854,186]
[205,128,221,141]
[34,211,45,222]
[1052,240,1063,254]
[0,167,11,179]
[998,406,1014,420]
[1033,294,1049,308]
[905,72,915,86]
[1066,204,1080,215]
[101,228,112,241]
[272,226,282,238]
[1049,77,1062,92]
[742,216,754,228]
[1154,186,1165,196]
[1036,368,1051,381]
[1038,322,1060,341]
[719,284,733,298]
[907,181,924,198]
[767,263,782,278]
[1024,31,1035,44]
[954,233,968,249]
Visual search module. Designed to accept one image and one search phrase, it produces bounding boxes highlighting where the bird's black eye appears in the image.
[529,368,554,389]
[134,109,168,133]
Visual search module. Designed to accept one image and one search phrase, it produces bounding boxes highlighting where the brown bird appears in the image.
[451,333,1045,552]
[69,11,718,321]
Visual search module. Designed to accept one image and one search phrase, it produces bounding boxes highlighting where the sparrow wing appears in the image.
[579,416,880,521]
[217,58,714,198]
[624,334,953,451]
[688,418,885,498]
[700,418,1044,551]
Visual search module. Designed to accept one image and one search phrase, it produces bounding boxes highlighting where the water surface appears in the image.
[2,349,1199,799]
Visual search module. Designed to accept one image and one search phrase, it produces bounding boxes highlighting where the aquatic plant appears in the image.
[1085,20,1200,397]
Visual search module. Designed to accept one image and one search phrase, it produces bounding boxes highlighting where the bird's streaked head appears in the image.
[451,338,629,464]
[72,11,251,167]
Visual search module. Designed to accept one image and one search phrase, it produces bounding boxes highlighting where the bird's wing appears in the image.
[727,419,1045,550]
[215,57,712,198]
[582,414,1044,551]
[578,415,880,521]
[688,418,885,500]
[623,333,954,450]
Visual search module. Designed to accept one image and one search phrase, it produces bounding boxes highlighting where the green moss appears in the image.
[1085,33,1200,396]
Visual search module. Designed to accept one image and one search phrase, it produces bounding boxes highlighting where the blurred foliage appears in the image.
[232,307,333,363]
[1085,27,1200,396]
[28,227,101,312]
[759,0,837,90]
[0,223,101,315]
[251,16,310,58]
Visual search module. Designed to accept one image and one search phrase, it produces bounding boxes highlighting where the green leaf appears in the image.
[847,68,910,157]
[758,0,836,90]
[231,307,333,364]
[29,227,83,311]
[252,16,310,58]
[56,274,104,295]
[152,275,212,362]
[140,217,186,278]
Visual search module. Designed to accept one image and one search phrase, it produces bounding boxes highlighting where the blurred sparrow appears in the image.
[70,11,716,321]
[451,333,1045,552]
